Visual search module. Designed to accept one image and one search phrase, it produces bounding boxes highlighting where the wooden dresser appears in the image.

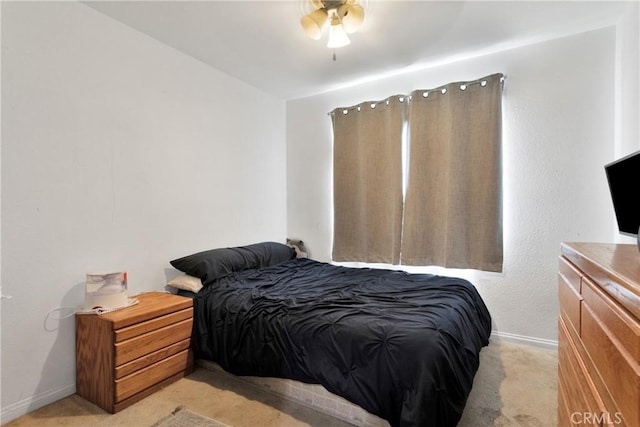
[76,292,194,413]
[558,243,640,427]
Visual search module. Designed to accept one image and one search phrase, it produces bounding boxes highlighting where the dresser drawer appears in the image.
[582,277,640,363]
[582,304,640,426]
[557,382,572,427]
[115,318,192,366]
[559,256,583,294]
[559,272,582,336]
[115,349,192,402]
[558,317,606,417]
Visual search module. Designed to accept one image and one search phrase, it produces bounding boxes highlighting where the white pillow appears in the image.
[167,274,203,293]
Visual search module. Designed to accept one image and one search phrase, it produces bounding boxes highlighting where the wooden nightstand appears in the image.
[76,292,194,413]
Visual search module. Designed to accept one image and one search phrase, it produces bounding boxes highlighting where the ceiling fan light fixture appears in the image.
[327,21,351,48]
[300,0,365,57]
[338,4,364,33]
[300,8,329,40]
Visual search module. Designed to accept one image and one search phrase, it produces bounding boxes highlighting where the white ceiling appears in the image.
[83,1,632,100]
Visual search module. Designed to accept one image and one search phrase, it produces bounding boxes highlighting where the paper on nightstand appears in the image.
[83,272,129,312]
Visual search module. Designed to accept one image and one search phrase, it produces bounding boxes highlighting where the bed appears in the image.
[169,242,491,427]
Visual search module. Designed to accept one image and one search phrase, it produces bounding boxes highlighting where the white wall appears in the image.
[286,26,631,344]
[616,2,640,159]
[614,3,640,242]
[1,2,286,422]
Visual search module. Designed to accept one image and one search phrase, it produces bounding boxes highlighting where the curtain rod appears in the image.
[328,73,506,116]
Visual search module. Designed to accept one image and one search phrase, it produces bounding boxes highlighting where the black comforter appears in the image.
[191,258,491,427]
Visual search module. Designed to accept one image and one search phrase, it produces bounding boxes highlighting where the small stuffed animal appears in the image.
[286,238,309,258]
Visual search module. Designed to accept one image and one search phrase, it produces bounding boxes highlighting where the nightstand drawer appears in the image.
[115,308,193,342]
[115,318,192,366]
[115,349,192,402]
[115,338,191,379]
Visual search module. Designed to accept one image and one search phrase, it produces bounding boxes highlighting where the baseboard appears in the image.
[0,383,75,424]
[490,330,558,351]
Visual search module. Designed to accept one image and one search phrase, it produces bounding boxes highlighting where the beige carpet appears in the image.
[151,406,231,427]
[458,340,558,427]
[2,340,557,427]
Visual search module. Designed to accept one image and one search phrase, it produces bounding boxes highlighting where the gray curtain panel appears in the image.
[401,73,504,272]
[331,96,406,264]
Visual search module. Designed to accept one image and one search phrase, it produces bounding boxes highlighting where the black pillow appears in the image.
[170,241,296,285]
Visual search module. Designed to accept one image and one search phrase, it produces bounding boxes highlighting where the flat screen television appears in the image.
[605,150,640,250]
